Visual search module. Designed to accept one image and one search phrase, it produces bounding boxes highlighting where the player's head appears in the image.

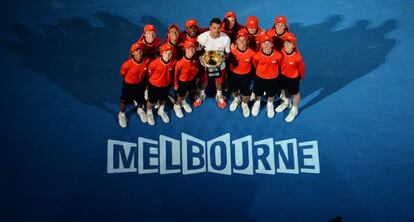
[143,24,157,44]
[185,19,198,38]
[246,16,259,35]
[236,29,248,51]
[283,32,297,54]
[167,24,180,44]
[209,17,222,38]
[129,42,144,61]
[261,34,273,54]
[223,11,237,30]
[183,40,196,59]
[274,16,288,35]
[160,44,173,62]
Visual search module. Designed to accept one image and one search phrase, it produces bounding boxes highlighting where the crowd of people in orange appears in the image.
[118,11,305,127]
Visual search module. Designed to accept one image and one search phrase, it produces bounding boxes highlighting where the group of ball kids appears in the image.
[118,11,305,128]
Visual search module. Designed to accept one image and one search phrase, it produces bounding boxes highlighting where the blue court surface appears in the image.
[1,0,414,221]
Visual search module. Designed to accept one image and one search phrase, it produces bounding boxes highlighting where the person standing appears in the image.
[228,30,256,117]
[193,18,231,109]
[173,40,199,118]
[146,44,176,125]
[136,24,162,59]
[251,34,282,118]
[118,43,151,128]
[275,33,305,122]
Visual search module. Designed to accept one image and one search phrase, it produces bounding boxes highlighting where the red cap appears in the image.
[160,43,173,53]
[168,24,180,32]
[129,42,143,53]
[284,32,297,45]
[236,29,249,40]
[144,24,157,33]
[185,19,198,28]
[261,34,272,43]
[225,11,236,19]
[183,40,196,49]
[246,16,259,29]
[274,16,288,26]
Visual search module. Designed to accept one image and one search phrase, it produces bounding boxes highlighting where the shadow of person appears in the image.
[8,11,168,116]
[289,15,397,112]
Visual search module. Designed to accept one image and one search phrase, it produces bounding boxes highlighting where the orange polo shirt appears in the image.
[253,50,282,79]
[120,57,150,84]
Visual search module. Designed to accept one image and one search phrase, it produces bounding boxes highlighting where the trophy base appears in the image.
[207,66,220,78]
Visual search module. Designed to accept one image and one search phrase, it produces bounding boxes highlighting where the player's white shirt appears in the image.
[197,31,231,69]
[197,31,231,53]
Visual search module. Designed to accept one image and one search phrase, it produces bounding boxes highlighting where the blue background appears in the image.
[1,0,413,221]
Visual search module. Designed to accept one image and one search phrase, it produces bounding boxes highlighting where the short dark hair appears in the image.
[210,18,222,26]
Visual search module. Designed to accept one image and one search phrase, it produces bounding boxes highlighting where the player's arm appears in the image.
[173,63,181,90]
[120,60,129,77]
[297,56,305,80]
[147,60,156,78]
[223,37,231,59]
[252,53,260,68]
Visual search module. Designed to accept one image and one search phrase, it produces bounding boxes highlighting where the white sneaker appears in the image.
[285,106,299,122]
[267,102,275,118]
[174,104,184,118]
[147,110,155,126]
[250,92,256,101]
[275,99,290,113]
[182,101,192,113]
[137,108,147,123]
[241,102,250,117]
[229,97,240,112]
[251,100,261,116]
[157,109,170,123]
[118,112,127,128]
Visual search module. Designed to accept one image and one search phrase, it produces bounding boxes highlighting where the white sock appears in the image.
[217,90,223,96]
[159,104,165,112]
[200,89,205,96]
[284,98,290,104]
